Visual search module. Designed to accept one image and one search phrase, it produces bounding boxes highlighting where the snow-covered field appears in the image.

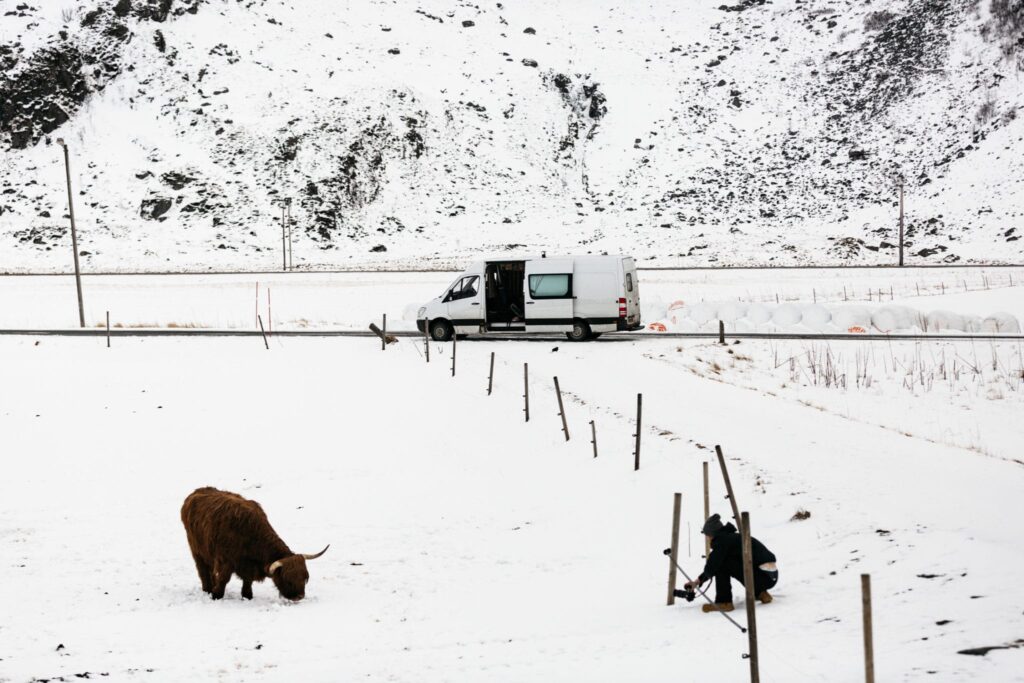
[2,329,1023,681]
[2,266,1023,333]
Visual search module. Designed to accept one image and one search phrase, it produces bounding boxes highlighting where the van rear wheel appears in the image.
[430,319,453,342]
[566,320,591,342]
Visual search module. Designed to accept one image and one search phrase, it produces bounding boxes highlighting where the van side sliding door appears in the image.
[524,259,574,332]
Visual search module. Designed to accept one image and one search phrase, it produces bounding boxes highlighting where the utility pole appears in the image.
[286,198,293,271]
[280,201,287,271]
[898,178,905,267]
[56,138,85,328]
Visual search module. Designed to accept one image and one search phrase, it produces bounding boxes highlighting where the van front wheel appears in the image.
[430,319,454,342]
[566,320,591,342]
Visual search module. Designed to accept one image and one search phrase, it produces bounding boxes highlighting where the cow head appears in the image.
[268,545,329,601]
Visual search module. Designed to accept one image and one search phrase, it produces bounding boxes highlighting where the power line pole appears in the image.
[286,198,293,271]
[280,201,287,271]
[56,138,85,328]
[898,178,905,267]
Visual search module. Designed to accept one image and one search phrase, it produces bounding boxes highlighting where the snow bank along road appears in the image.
[1,266,1022,333]
[1,333,1022,681]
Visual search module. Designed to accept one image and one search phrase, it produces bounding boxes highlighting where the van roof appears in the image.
[476,254,633,263]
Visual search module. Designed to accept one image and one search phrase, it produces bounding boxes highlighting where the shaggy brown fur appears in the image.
[180,487,326,601]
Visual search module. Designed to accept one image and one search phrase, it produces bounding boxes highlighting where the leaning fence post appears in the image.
[666,492,682,605]
[106,311,110,348]
[554,376,570,441]
[703,461,711,557]
[523,363,530,422]
[715,445,742,534]
[740,511,760,683]
[257,315,270,350]
[590,420,598,458]
[862,574,875,683]
[633,393,642,471]
[487,351,495,395]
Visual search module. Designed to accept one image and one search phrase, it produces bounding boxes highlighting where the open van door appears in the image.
[525,258,574,332]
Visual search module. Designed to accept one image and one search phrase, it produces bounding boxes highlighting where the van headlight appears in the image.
[417,306,426,319]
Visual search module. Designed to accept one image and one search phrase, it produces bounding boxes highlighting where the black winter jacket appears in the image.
[697,522,776,584]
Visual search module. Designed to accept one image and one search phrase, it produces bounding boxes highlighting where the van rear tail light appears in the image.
[618,297,627,317]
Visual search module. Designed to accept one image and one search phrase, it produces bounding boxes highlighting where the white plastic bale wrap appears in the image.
[772,303,802,327]
[927,310,967,332]
[746,304,772,325]
[717,302,748,322]
[689,303,718,324]
[981,312,1021,333]
[871,305,916,333]
[801,304,832,330]
[832,306,872,332]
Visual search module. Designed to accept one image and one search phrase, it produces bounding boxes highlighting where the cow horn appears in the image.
[268,560,283,574]
[302,544,330,560]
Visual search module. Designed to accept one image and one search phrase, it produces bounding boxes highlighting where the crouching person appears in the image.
[684,513,778,613]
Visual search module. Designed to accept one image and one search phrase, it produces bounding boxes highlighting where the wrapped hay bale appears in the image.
[801,304,832,331]
[689,303,718,325]
[772,304,803,328]
[871,306,915,333]
[746,304,772,325]
[926,310,967,332]
[980,312,1021,333]
[832,306,872,333]
[717,302,748,322]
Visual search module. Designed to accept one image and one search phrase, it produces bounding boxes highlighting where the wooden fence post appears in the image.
[740,511,760,683]
[487,351,495,395]
[106,311,110,348]
[715,445,742,534]
[451,334,456,377]
[590,420,598,458]
[666,492,682,605]
[554,376,570,441]
[862,574,875,683]
[633,393,642,471]
[382,314,386,351]
[703,461,710,557]
[257,315,270,350]
[523,363,529,422]
[719,320,725,345]
[424,319,430,363]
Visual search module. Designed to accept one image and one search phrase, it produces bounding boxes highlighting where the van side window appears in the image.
[626,273,634,293]
[529,273,572,299]
[446,275,479,302]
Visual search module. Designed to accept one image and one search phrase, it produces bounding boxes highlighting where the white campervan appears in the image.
[417,255,641,341]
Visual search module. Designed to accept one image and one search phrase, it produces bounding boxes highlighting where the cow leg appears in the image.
[192,554,214,593]
[241,579,254,600]
[211,560,233,600]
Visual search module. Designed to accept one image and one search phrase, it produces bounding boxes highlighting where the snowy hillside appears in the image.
[1,0,1023,271]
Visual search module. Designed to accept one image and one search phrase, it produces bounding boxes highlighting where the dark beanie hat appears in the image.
[701,513,724,536]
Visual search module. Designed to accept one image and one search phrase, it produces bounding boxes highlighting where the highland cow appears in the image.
[181,487,328,601]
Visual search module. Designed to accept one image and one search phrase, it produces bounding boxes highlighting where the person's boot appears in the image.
[702,602,734,613]
[758,591,773,604]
